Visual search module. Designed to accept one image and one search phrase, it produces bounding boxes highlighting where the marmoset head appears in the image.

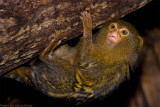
[97,20,143,50]
[96,20,143,65]
[106,20,141,47]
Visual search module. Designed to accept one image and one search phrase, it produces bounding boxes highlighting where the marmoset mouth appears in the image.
[108,36,118,43]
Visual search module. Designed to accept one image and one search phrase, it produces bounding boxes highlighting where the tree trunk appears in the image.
[0,0,151,75]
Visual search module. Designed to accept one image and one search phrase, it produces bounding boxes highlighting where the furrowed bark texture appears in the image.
[0,0,151,75]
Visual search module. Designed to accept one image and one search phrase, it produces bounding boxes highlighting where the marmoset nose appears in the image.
[108,32,121,44]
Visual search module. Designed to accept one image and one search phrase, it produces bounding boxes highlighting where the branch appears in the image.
[0,0,151,75]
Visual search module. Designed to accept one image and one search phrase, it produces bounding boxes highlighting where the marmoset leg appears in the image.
[39,31,73,69]
[40,31,61,60]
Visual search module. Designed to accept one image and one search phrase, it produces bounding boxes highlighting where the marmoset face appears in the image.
[107,22,130,47]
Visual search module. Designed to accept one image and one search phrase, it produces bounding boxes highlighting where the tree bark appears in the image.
[0,0,151,75]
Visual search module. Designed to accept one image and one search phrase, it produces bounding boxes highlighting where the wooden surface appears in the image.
[0,0,151,75]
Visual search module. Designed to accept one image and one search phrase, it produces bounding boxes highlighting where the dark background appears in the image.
[0,0,160,106]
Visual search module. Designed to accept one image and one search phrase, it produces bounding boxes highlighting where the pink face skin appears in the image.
[107,31,121,47]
